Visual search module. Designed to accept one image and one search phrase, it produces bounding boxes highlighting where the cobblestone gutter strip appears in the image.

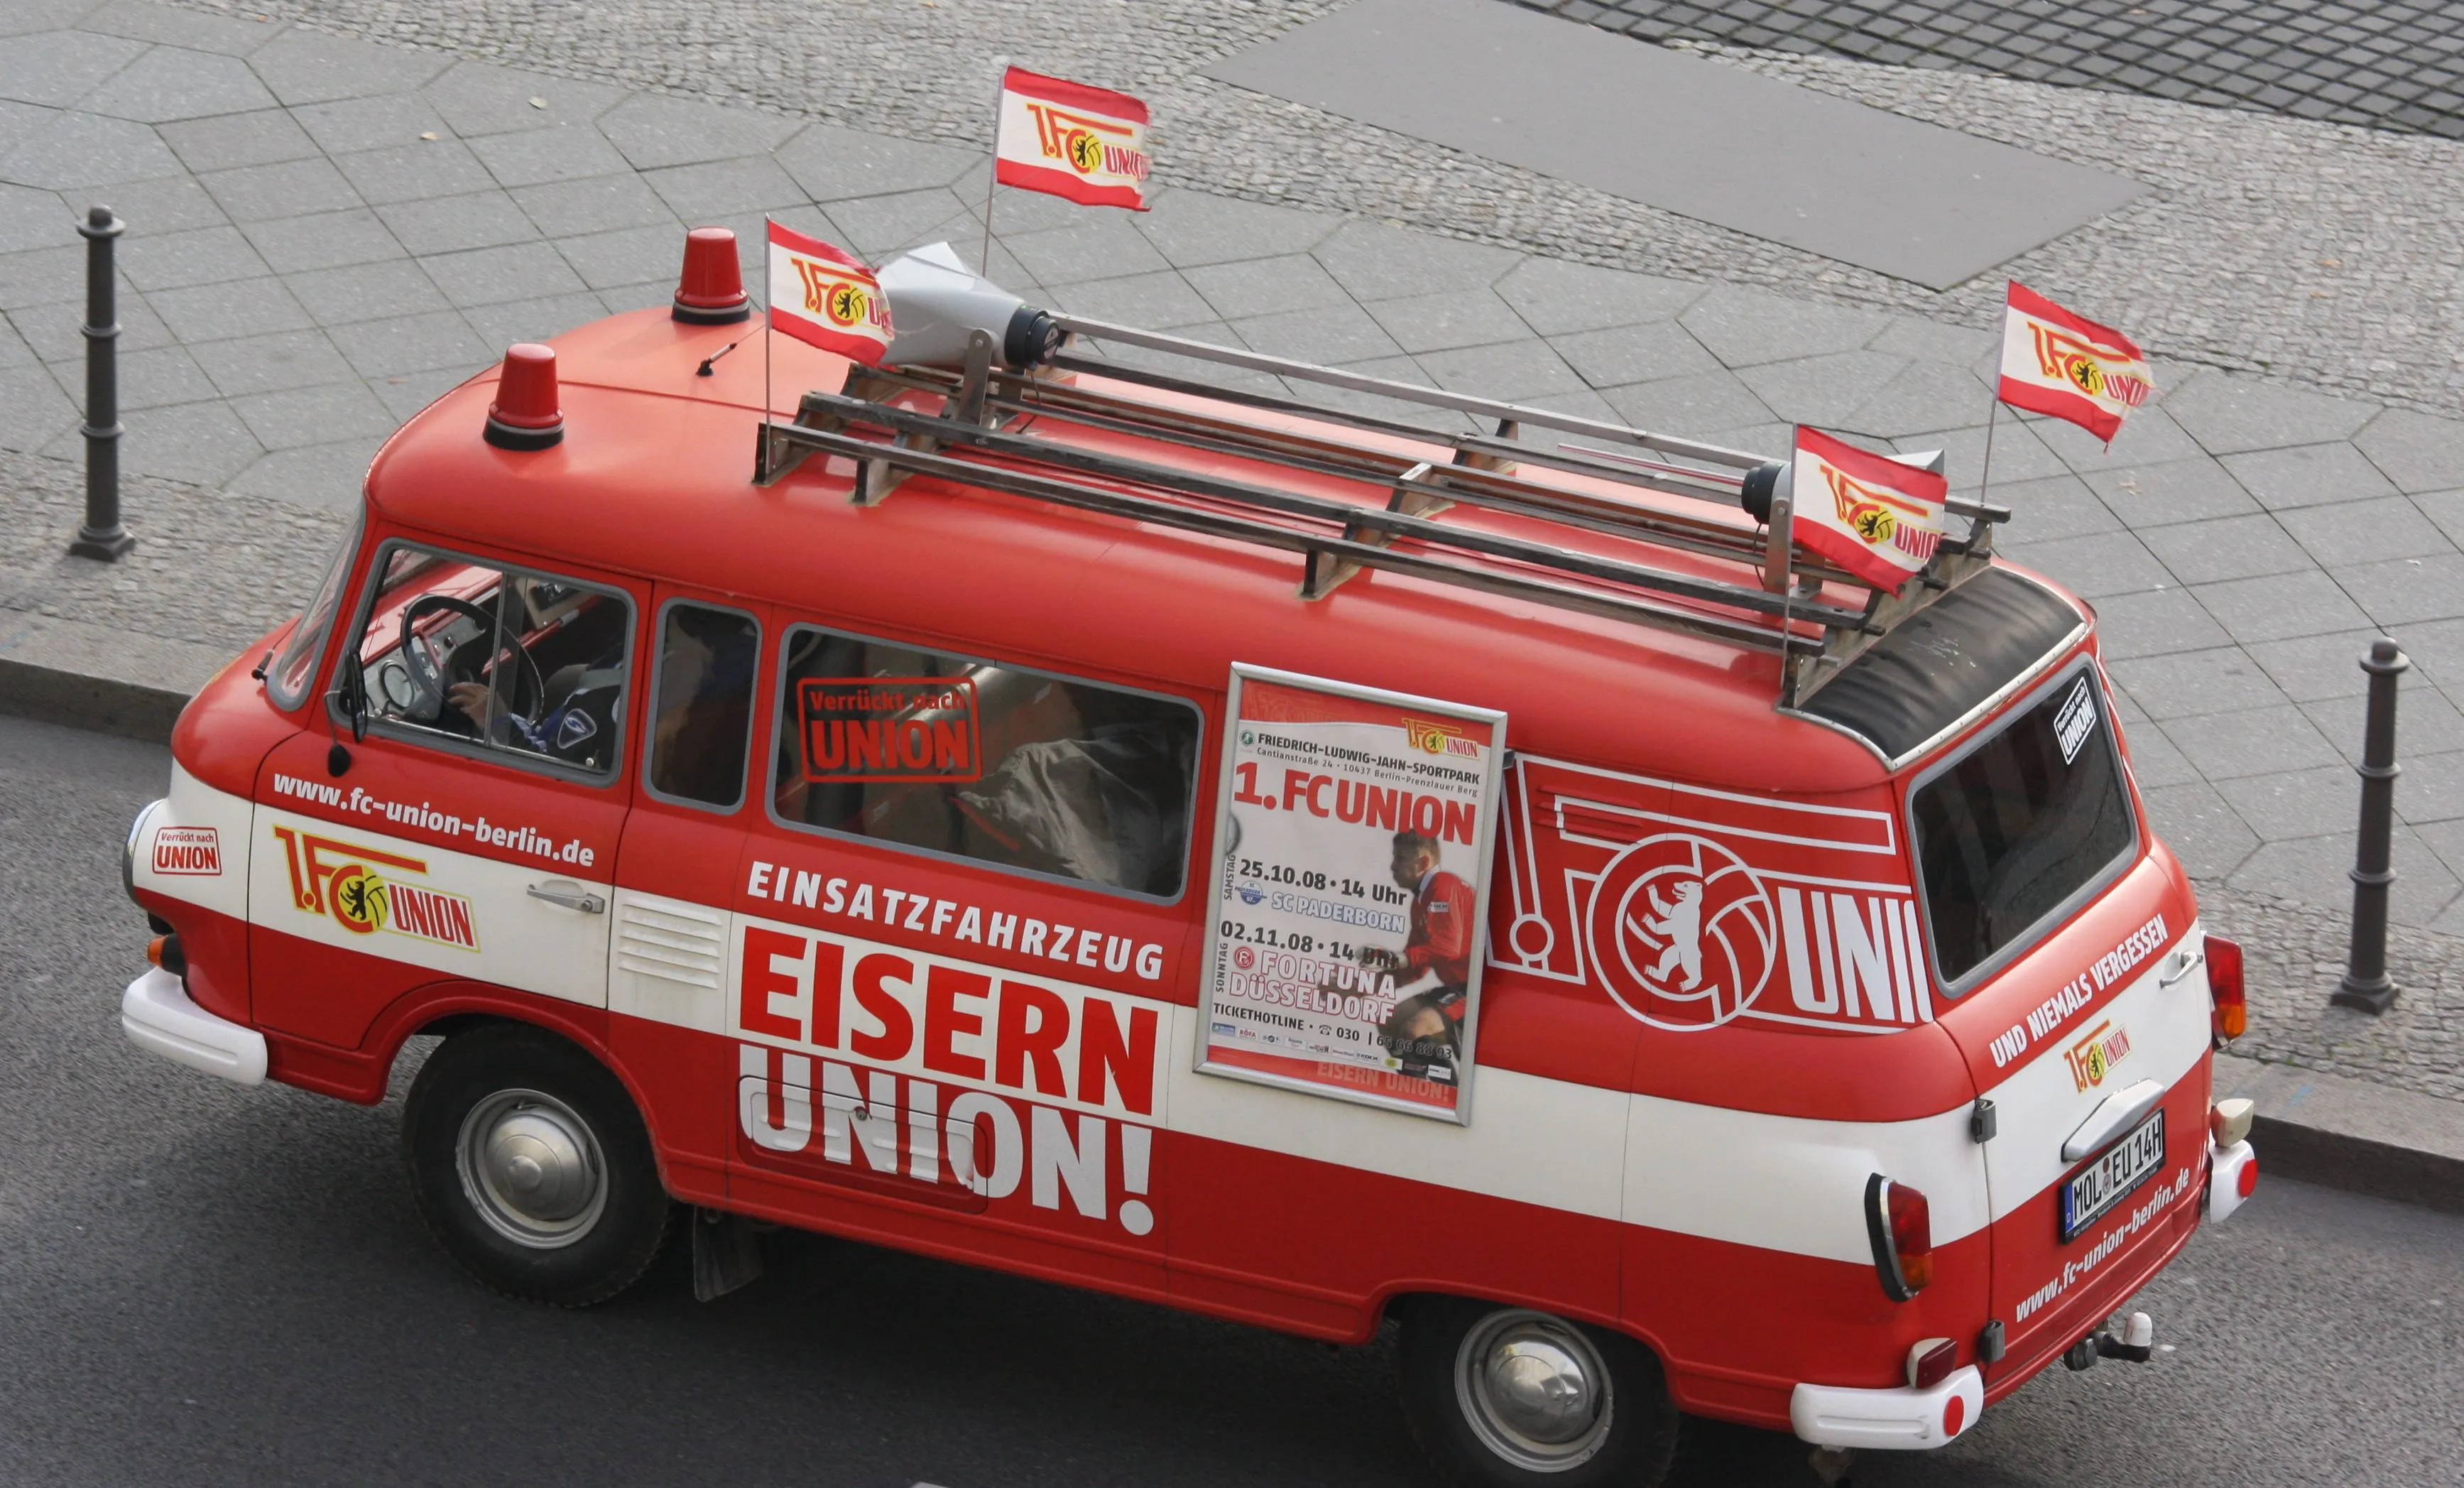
[2202,884,2463,1107]
[160,0,2464,417]
[0,450,341,738]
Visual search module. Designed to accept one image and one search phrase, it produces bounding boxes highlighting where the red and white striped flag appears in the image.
[1997,281,2153,442]
[766,223,892,364]
[1790,427,1949,594]
[994,66,1152,211]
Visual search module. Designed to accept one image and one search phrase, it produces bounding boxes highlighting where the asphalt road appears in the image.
[1,714,2456,1487]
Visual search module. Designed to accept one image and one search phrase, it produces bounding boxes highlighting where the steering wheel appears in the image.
[397,594,545,731]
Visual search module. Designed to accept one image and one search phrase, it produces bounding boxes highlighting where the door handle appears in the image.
[2062,1078,2166,1161]
[2158,947,2204,988]
[528,881,606,914]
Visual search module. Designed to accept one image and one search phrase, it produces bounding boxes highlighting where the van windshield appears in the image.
[1910,666,2137,987]
[266,512,363,711]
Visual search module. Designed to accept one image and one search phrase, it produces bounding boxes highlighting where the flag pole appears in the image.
[981,55,1009,275]
[1978,396,2000,511]
[761,214,774,482]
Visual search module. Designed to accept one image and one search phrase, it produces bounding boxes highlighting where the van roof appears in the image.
[365,308,2090,798]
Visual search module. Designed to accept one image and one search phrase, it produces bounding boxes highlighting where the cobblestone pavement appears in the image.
[0,449,340,658]
[0,1,2457,1097]
[2209,884,2464,1104]
[1524,0,2464,139]
[141,0,2464,420]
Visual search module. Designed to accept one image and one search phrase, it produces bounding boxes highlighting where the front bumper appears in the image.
[123,967,266,1085]
[1790,1364,1983,1450]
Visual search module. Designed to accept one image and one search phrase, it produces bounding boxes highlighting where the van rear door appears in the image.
[1909,658,2208,1375]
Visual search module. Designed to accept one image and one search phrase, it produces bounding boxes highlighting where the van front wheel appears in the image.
[403,1024,674,1308]
[1397,1298,1679,1487]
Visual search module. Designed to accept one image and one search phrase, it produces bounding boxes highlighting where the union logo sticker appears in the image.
[273,825,479,952]
[1403,717,1483,759]
[150,825,222,876]
[2066,1019,2132,1091]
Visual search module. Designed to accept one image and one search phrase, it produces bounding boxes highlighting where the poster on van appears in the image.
[1196,665,1506,1122]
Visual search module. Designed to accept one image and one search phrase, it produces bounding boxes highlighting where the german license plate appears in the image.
[2060,1109,2166,1242]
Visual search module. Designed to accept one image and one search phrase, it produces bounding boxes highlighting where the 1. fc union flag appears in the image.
[995,66,1152,211]
[1789,427,1949,594]
[766,222,892,364]
[1998,281,2154,442]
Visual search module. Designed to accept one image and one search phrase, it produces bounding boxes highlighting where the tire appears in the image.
[402,1023,675,1308]
[1397,1297,1680,1488]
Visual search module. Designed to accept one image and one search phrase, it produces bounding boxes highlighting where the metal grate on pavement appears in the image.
[1517,0,2464,140]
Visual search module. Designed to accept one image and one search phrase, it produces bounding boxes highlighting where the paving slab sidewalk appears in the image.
[0,1,2456,1205]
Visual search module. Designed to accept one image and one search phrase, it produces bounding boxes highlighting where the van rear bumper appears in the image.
[1789,1364,1983,1450]
[123,967,266,1085]
[2206,1137,2256,1222]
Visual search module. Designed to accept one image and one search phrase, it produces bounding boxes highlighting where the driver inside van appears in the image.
[372,565,626,770]
[445,650,621,759]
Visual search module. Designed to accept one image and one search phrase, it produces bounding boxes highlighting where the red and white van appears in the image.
[121,227,2257,1486]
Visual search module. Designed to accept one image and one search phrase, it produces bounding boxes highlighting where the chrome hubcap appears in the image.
[456,1089,606,1249]
[1455,1310,1615,1472]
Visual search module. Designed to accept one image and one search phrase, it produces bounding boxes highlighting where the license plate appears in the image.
[2060,1109,2166,1242]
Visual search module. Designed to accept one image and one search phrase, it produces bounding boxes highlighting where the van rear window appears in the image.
[1910,666,2136,986]
[1798,567,2086,763]
[770,626,1201,898]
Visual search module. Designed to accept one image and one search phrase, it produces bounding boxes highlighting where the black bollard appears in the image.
[2333,636,2406,1014]
[69,204,133,562]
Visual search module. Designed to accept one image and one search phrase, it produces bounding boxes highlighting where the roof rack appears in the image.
[755,313,2009,707]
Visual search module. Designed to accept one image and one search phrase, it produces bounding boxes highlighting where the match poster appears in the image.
[1195,665,1506,1122]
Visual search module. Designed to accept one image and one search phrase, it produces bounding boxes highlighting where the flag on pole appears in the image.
[994,66,1152,211]
[1790,427,1949,594]
[766,222,892,364]
[1997,281,2153,442]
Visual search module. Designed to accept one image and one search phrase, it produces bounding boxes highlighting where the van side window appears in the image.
[647,602,759,810]
[344,543,633,778]
[770,625,1201,898]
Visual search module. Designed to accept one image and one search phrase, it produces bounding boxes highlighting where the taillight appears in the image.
[1907,1336,1957,1389]
[1865,1174,1933,1302]
[2207,934,2246,1040]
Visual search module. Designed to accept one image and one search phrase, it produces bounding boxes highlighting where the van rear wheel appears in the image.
[1397,1298,1679,1487]
[403,1024,674,1308]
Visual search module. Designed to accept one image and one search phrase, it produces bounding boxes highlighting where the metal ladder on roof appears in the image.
[753,313,2009,707]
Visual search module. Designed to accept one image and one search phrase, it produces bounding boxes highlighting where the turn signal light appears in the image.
[2206,934,2247,1040]
[1907,1337,1957,1389]
[1865,1175,1934,1302]
[2210,1097,2255,1148]
[145,933,185,976]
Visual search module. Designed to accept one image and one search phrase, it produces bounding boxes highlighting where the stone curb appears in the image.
[2,656,2456,1215]
[2217,1052,2464,1216]
[0,656,190,744]
[0,614,224,745]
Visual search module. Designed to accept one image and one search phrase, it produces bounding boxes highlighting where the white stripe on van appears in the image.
[145,775,2207,1266]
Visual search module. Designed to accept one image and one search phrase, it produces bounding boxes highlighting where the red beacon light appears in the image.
[672,227,751,325]
[484,343,565,451]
